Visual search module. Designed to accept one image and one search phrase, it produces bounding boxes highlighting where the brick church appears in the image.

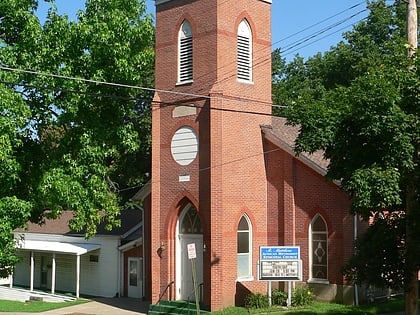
[137,0,358,311]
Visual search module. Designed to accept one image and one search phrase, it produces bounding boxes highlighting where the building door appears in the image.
[177,205,203,301]
[127,257,143,298]
[40,255,52,289]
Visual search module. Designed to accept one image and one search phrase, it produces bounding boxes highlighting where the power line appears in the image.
[0,65,287,110]
[280,10,368,56]
[282,17,369,58]
[183,2,368,97]
[0,70,284,118]
[1,2,370,112]
[272,1,365,48]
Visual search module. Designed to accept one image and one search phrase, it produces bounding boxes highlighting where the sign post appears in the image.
[187,243,200,315]
[259,246,302,307]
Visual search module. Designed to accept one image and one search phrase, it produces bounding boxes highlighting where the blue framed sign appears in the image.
[260,246,300,261]
[259,246,302,281]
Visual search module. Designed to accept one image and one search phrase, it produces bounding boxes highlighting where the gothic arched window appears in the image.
[237,214,252,279]
[179,205,202,234]
[237,19,252,82]
[178,20,193,83]
[309,214,328,281]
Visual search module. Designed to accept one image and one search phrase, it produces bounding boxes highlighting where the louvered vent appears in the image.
[179,36,193,82]
[237,35,251,81]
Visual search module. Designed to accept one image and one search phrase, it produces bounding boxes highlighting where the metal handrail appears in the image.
[199,282,204,303]
[157,280,175,305]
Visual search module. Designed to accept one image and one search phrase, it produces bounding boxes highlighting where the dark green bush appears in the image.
[291,285,314,307]
[244,292,269,309]
[271,288,287,306]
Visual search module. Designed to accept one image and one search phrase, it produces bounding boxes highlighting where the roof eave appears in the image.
[262,126,327,177]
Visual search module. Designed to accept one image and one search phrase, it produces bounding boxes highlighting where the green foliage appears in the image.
[244,292,269,309]
[272,0,420,302]
[291,286,314,307]
[212,298,408,314]
[0,0,154,274]
[342,212,406,289]
[271,288,287,306]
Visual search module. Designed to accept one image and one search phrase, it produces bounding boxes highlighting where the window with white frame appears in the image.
[309,214,328,281]
[237,19,252,82]
[237,214,252,279]
[178,20,193,83]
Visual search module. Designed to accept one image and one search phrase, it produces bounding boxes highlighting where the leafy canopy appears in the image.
[0,0,154,276]
[273,0,420,297]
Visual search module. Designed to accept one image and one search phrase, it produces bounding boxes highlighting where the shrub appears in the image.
[291,285,314,307]
[271,288,287,306]
[244,292,269,309]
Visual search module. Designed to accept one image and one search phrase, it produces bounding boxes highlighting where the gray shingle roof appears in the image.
[261,116,329,174]
[15,209,142,237]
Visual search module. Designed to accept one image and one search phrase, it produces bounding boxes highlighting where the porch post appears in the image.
[76,255,80,298]
[51,253,56,294]
[30,251,34,291]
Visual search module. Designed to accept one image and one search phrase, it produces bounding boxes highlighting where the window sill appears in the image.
[237,79,254,85]
[236,276,254,282]
[307,279,329,285]
[176,80,193,86]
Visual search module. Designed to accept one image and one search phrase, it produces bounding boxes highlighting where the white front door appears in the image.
[127,257,143,298]
[178,234,203,301]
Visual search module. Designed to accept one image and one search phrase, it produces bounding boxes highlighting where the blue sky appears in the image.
[37,0,371,61]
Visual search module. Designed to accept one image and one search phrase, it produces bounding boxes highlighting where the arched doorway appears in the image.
[176,204,203,301]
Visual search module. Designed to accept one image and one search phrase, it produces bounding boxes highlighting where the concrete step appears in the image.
[148,300,209,315]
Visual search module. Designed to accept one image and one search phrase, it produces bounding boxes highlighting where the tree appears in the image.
[0,0,154,276]
[273,1,420,314]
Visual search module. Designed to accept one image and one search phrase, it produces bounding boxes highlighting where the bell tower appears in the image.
[150,0,272,310]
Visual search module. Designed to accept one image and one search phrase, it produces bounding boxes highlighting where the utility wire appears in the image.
[280,9,368,55]
[0,75,280,118]
[272,1,365,47]
[0,65,285,110]
[1,2,370,112]
[183,2,368,97]
[282,17,369,58]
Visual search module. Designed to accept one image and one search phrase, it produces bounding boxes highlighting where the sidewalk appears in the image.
[0,286,148,315]
[0,298,149,315]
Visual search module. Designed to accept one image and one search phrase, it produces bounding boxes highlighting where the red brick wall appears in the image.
[150,0,306,311]
[151,0,356,309]
[264,139,354,287]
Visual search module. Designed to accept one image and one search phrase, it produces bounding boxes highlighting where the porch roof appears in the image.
[16,240,101,255]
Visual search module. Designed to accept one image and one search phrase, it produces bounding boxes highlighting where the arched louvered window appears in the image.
[309,214,328,281]
[178,20,193,83]
[237,20,252,82]
[237,214,252,279]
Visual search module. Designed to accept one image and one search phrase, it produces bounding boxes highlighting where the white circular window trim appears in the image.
[171,126,198,166]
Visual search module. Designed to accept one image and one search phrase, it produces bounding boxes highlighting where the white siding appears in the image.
[13,233,120,297]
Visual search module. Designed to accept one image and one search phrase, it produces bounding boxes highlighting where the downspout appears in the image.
[118,239,122,297]
[132,202,145,299]
[354,214,359,305]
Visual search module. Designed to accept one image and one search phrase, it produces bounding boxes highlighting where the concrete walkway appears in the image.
[0,286,75,303]
[0,286,148,315]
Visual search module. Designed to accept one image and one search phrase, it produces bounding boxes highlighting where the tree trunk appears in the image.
[407,0,417,58]
[405,270,418,315]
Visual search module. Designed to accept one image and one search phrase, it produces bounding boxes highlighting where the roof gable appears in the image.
[261,116,330,176]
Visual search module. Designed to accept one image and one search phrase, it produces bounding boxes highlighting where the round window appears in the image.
[171,126,198,166]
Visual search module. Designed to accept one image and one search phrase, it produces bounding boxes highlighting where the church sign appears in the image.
[259,246,302,281]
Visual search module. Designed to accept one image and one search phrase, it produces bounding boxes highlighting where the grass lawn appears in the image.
[212,297,409,315]
[0,298,89,313]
